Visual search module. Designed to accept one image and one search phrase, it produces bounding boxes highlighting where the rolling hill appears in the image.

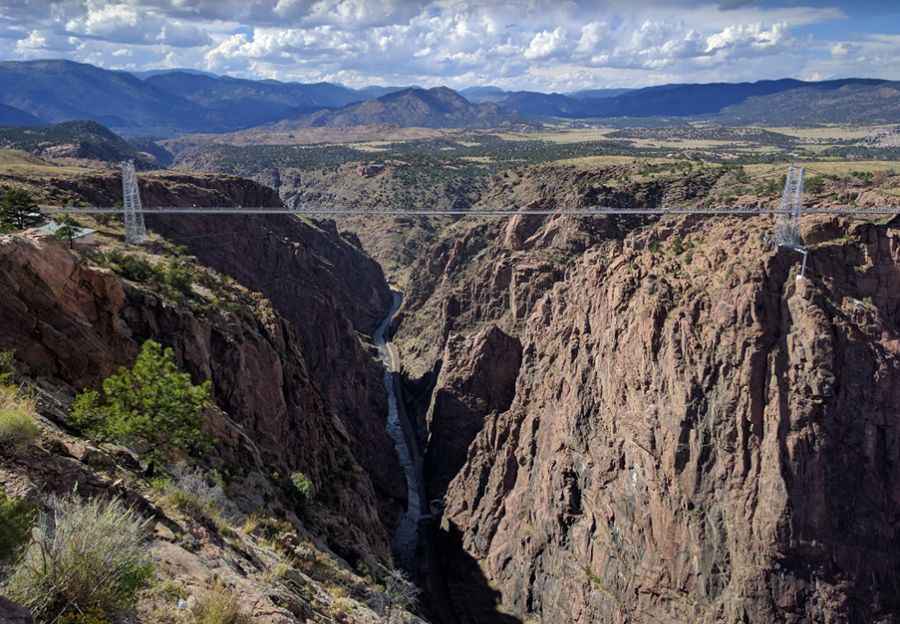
[297,87,518,129]
[718,82,900,125]
[0,120,158,167]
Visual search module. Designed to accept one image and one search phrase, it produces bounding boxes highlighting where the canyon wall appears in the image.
[406,208,900,622]
[0,171,403,566]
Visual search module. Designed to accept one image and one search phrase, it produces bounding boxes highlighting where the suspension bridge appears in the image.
[37,162,900,276]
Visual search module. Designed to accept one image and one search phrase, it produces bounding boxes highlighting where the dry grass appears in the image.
[0,149,96,177]
[0,385,40,452]
[192,583,252,624]
[553,154,677,169]
[742,160,900,179]
[494,128,617,143]
[762,125,887,140]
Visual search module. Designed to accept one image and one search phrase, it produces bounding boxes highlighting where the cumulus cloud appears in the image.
[64,3,211,47]
[524,27,566,60]
[0,0,894,89]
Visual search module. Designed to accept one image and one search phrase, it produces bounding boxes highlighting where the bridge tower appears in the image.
[122,160,147,244]
[774,164,808,277]
[774,165,804,247]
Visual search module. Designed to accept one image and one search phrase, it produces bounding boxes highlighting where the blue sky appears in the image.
[0,1,898,90]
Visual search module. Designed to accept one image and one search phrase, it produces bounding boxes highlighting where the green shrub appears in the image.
[0,488,35,566]
[159,260,195,298]
[290,472,314,502]
[806,176,826,194]
[0,350,14,384]
[94,252,196,301]
[71,340,211,463]
[192,583,252,624]
[95,250,156,283]
[0,385,40,453]
[4,495,153,621]
[58,608,111,624]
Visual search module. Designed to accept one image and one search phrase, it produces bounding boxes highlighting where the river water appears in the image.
[374,291,421,569]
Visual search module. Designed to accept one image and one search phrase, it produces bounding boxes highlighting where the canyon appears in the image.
[1,162,900,624]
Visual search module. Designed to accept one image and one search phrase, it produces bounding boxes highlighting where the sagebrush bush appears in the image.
[155,464,235,525]
[3,495,153,621]
[71,340,211,463]
[192,582,252,624]
[0,488,34,566]
[0,385,40,452]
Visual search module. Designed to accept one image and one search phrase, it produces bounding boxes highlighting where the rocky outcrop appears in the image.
[424,325,521,500]
[432,215,900,623]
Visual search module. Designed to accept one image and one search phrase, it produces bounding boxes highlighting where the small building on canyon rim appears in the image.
[30,221,99,247]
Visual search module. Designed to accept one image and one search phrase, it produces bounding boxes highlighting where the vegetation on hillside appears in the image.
[0,488,34,566]
[0,121,156,167]
[3,495,153,622]
[71,340,211,463]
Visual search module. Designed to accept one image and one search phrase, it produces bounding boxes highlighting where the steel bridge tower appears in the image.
[122,160,147,244]
[774,165,804,248]
[774,164,808,277]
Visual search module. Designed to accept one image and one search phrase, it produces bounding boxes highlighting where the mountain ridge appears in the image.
[1,59,899,131]
[295,86,518,129]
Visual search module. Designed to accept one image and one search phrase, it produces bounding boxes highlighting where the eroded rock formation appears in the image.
[411,212,900,623]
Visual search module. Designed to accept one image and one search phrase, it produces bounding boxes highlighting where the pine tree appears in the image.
[0,188,43,232]
[52,214,80,249]
[71,340,211,463]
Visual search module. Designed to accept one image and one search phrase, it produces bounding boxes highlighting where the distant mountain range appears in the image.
[0,59,898,133]
[0,60,370,134]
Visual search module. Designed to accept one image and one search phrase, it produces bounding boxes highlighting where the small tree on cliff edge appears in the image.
[52,213,80,249]
[71,340,211,465]
[0,187,43,233]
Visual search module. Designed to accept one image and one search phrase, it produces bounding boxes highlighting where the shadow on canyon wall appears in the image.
[422,520,522,624]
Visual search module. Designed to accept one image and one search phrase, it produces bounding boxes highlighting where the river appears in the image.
[374,291,422,570]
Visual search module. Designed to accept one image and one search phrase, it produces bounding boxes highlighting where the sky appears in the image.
[1,0,899,91]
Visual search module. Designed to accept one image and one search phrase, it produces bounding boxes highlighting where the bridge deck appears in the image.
[40,206,900,216]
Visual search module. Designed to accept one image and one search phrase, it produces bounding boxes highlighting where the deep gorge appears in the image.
[2,169,900,624]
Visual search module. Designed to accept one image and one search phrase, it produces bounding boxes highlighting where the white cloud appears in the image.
[64,3,211,47]
[524,27,566,60]
[831,42,850,57]
[576,22,609,56]
[0,0,894,90]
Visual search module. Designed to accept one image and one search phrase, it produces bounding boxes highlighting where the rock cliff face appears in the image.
[0,170,405,567]
[407,211,900,622]
[19,169,404,544]
[424,326,521,500]
[0,233,396,564]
